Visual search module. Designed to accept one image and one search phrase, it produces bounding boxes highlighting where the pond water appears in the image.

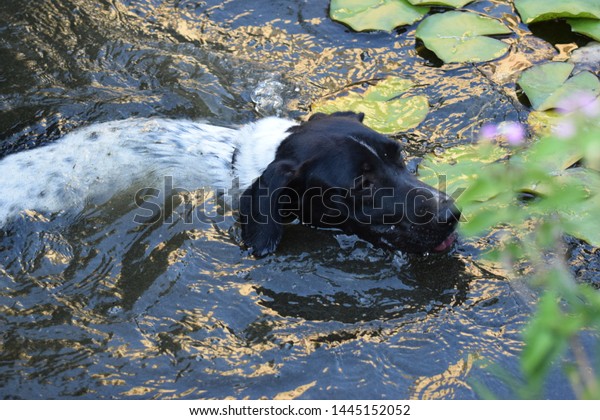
[0,0,598,399]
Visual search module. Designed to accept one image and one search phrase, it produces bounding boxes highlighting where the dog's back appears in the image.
[0,118,237,224]
[0,116,298,226]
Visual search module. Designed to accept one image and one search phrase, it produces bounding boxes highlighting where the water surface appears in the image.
[1,0,598,399]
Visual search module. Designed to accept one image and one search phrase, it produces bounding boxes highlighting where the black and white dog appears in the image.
[0,111,459,256]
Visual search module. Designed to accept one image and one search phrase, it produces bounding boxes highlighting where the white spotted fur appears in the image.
[0,117,297,225]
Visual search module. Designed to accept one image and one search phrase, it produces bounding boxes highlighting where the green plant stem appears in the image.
[569,334,599,399]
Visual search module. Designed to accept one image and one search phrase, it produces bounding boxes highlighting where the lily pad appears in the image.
[518,135,583,176]
[527,110,563,137]
[329,0,429,32]
[415,11,511,63]
[312,77,429,134]
[514,0,600,24]
[568,18,600,42]
[362,77,414,101]
[562,191,600,247]
[518,62,600,111]
[407,0,473,7]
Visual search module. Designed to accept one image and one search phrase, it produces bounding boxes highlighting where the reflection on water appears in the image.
[0,0,595,399]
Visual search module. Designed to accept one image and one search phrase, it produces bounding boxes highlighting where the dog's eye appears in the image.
[384,143,402,160]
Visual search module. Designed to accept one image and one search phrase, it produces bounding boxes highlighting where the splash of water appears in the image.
[250,77,286,116]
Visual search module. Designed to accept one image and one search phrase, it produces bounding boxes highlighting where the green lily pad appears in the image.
[312,77,429,134]
[362,77,415,101]
[568,18,600,42]
[329,0,429,32]
[518,62,600,111]
[562,192,600,247]
[527,110,565,137]
[514,0,600,24]
[407,0,473,7]
[415,11,511,63]
[519,134,583,174]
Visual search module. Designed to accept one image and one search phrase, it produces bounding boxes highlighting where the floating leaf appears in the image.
[518,62,600,111]
[407,0,473,7]
[568,18,600,42]
[562,192,600,247]
[329,0,429,32]
[312,77,429,134]
[514,0,600,24]
[415,11,511,63]
[362,77,415,101]
[519,133,583,173]
[527,110,564,136]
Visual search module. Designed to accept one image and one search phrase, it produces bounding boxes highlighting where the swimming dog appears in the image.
[0,112,459,256]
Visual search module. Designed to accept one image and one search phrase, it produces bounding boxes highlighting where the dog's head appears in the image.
[240,111,460,257]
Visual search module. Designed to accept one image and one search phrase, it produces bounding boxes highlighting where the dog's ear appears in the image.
[309,111,365,122]
[308,112,328,121]
[239,159,298,257]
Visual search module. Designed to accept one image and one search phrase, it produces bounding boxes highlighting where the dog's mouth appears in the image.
[353,223,458,254]
[431,232,456,253]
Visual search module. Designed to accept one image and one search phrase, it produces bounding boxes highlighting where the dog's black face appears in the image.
[240,112,461,257]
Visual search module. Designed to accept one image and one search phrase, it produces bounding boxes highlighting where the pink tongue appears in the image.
[433,233,456,252]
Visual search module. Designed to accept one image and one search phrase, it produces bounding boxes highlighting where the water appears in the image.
[0,0,598,399]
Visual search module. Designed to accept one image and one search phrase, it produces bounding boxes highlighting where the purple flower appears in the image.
[582,96,600,117]
[479,122,526,146]
[556,91,600,115]
[499,122,526,146]
[479,123,498,140]
[554,120,576,139]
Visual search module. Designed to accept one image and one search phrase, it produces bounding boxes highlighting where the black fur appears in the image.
[240,112,460,257]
